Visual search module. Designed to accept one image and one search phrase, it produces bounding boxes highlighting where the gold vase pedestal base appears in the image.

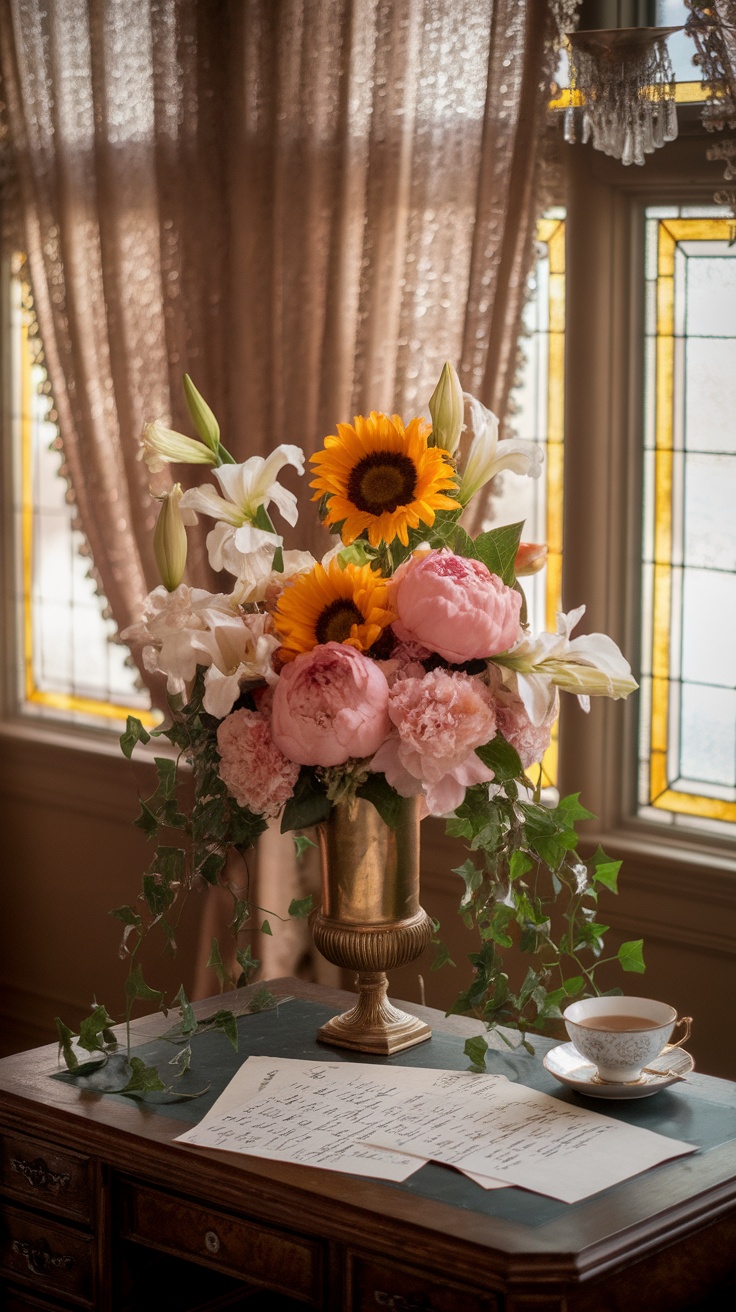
[317,971,432,1055]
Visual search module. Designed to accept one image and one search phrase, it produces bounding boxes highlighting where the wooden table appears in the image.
[1,977,735,1312]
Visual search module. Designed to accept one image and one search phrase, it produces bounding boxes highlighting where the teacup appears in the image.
[563,996,692,1084]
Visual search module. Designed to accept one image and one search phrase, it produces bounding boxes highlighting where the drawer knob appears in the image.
[374,1293,427,1311]
[10,1156,71,1193]
[11,1239,74,1276]
[204,1229,221,1254]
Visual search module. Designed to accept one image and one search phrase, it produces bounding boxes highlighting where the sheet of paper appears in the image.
[364,1079,697,1203]
[176,1057,510,1185]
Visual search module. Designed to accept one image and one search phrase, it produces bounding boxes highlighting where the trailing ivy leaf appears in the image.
[55,1018,79,1071]
[617,939,645,973]
[153,757,177,799]
[231,898,251,934]
[206,938,231,991]
[235,946,259,986]
[293,833,318,859]
[173,985,198,1037]
[556,793,595,824]
[473,521,524,586]
[476,734,523,783]
[142,874,176,919]
[170,1044,192,1076]
[337,540,375,568]
[78,1004,117,1054]
[288,895,314,919]
[120,715,150,760]
[207,1009,239,1051]
[464,1034,489,1070]
[198,850,227,886]
[453,858,483,906]
[509,851,533,882]
[120,1057,166,1095]
[431,941,456,972]
[261,920,273,936]
[248,985,277,1013]
[110,905,142,929]
[590,845,622,894]
[133,799,159,839]
[281,770,332,833]
[124,964,165,1009]
[356,774,403,829]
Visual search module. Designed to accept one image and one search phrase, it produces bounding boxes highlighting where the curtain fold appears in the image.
[0,0,566,984]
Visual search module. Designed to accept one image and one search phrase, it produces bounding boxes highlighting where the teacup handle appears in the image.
[668,1016,692,1050]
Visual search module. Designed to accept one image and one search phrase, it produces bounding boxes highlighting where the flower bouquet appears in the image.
[57,366,641,1085]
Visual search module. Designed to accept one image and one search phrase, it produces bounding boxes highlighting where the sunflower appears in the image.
[310,411,459,548]
[273,558,395,661]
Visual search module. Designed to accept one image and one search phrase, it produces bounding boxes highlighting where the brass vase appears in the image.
[310,795,433,1055]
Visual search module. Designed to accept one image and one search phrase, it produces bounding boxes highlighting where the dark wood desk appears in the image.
[1,977,735,1312]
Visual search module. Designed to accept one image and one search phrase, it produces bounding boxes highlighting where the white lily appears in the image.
[493,605,638,724]
[231,549,317,606]
[121,585,279,718]
[458,394,543,506]
[179,445,305,576]
[139,421,217,473]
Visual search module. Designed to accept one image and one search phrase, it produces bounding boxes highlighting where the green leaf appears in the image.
[198,850,227,886]
[120,1056,166,1095]
[476,734,524,783]
[453,858,483,905]
[110,905,142,929]
[124,964,165,1010]
[473,521,524,586]
[451,525,478,558]
[288,895,314,919]
[590,845,622,894]
[431,941,456,971]
[55,1018,79,1071]
[557,793,596,824]
[248,985,278,1013]
[235,946,259,985]
[337,540,375,569]
[231,898,250,934]
[261,920,273,936]
[293,833,317,859]
[153,757,177,799]
[356,774,403,828]
[173,985,197,1037]
[78,1004,117,1054]
[464,1034,489,1070]
[207,1009,239,1051]
[509,851,533,882]
[206,938,231,991]
[617,939,645,973]
[120,716,150,760]
[281,770,332,833]
[133,799,159,838]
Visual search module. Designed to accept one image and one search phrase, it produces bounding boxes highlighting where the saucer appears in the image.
[543,1042,695,1099]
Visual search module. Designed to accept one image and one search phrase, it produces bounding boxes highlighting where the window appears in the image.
[8,258,155,732]
[639,208,736,834]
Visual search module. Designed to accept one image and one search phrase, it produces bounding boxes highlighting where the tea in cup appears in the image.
[563,996,692,1084]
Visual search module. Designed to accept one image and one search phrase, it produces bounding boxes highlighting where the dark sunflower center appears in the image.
[315,599,364,645]
[347,452,418,515]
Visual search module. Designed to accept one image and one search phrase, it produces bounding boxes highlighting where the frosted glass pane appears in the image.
[681,568,736,686]
[685,337,736,453]
[685,256,736,337]
[680,684,736,787]
[684,453,736,571]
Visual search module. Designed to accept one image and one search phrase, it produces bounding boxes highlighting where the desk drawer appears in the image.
[348,1254,498,1312]
[0,1203,94,1306]
[120,1181,323,1303]
[0,1133,93,1224]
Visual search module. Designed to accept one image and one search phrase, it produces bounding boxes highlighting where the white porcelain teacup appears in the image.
[563,996,692,1084]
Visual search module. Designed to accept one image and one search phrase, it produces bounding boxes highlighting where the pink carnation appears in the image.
[270,642,391,767]
[488,666,558,769]
[391,549,521,664]
[370,669,497,815]
[217,709,300,817]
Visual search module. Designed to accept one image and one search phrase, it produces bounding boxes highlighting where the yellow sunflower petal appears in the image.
[310,411,459,547]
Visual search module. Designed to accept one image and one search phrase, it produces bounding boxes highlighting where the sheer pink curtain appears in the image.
[0,0,566,986]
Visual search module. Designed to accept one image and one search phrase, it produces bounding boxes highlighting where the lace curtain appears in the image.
[0,0,567,985]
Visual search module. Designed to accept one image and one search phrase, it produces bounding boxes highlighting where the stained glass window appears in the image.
[639,208,736,833]
[494,211,566,787]
[10,260,155,731]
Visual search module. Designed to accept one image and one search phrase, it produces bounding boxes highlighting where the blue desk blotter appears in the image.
[55,997,736,1228]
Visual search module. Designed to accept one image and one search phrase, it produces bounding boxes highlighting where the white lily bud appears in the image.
[140,421,217,474]
[154,484,189,591]
[428,362,464,454]
[183,374,220,455]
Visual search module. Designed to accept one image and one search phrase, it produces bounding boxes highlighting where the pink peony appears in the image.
[217,709,300,817]
[370,669,497,815]
[487,665,558,769]
[270,642,391,767]
[391,549,522,663]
